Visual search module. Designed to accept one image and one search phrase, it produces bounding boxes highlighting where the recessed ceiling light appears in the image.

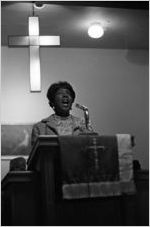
[88,23,104,39]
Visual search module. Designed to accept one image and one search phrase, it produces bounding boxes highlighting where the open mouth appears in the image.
[62,100,70,107]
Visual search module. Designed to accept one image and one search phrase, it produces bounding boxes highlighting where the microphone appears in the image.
[75,103,89,129]
[75,103,98,136]
[75,103,88,111]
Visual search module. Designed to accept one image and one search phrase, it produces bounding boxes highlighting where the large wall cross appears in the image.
[8,17,60,92]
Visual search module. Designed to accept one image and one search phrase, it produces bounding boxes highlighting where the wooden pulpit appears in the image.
[2,135,149,226]
[28,135,61,225]
[27,134,137,225]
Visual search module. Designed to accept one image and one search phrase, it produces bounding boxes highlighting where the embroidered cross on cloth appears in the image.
[58,134,135,199]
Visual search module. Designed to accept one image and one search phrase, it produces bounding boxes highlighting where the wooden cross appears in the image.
[8,17,60,92]
[88,137,105,170]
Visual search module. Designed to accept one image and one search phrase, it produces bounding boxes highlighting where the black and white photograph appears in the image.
[1,1,149,226]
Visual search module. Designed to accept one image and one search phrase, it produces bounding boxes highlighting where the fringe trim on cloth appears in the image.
[63,180,135,199]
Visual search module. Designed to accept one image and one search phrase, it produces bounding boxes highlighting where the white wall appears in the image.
[1,47,149,178]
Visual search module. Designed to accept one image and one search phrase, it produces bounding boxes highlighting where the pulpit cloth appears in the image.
[58,134,135,199]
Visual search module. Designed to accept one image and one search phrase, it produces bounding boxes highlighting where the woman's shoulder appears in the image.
[33,115,54,129]
[32,121,45,134]
[33,120,45,128]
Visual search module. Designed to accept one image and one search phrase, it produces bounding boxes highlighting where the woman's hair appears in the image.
[47,81,76,107]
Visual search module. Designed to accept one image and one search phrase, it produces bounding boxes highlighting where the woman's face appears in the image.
[53,88,73,116]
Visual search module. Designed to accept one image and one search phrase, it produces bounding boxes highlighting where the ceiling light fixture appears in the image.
[34,2,45,9]
[88,23,104,39]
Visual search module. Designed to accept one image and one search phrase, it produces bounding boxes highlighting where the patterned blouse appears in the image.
[31,114,94,146]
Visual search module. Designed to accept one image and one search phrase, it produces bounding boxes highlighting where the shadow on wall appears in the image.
[125,50,149,66]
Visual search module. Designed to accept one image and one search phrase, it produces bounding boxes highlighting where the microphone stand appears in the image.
[75,103,98,136]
